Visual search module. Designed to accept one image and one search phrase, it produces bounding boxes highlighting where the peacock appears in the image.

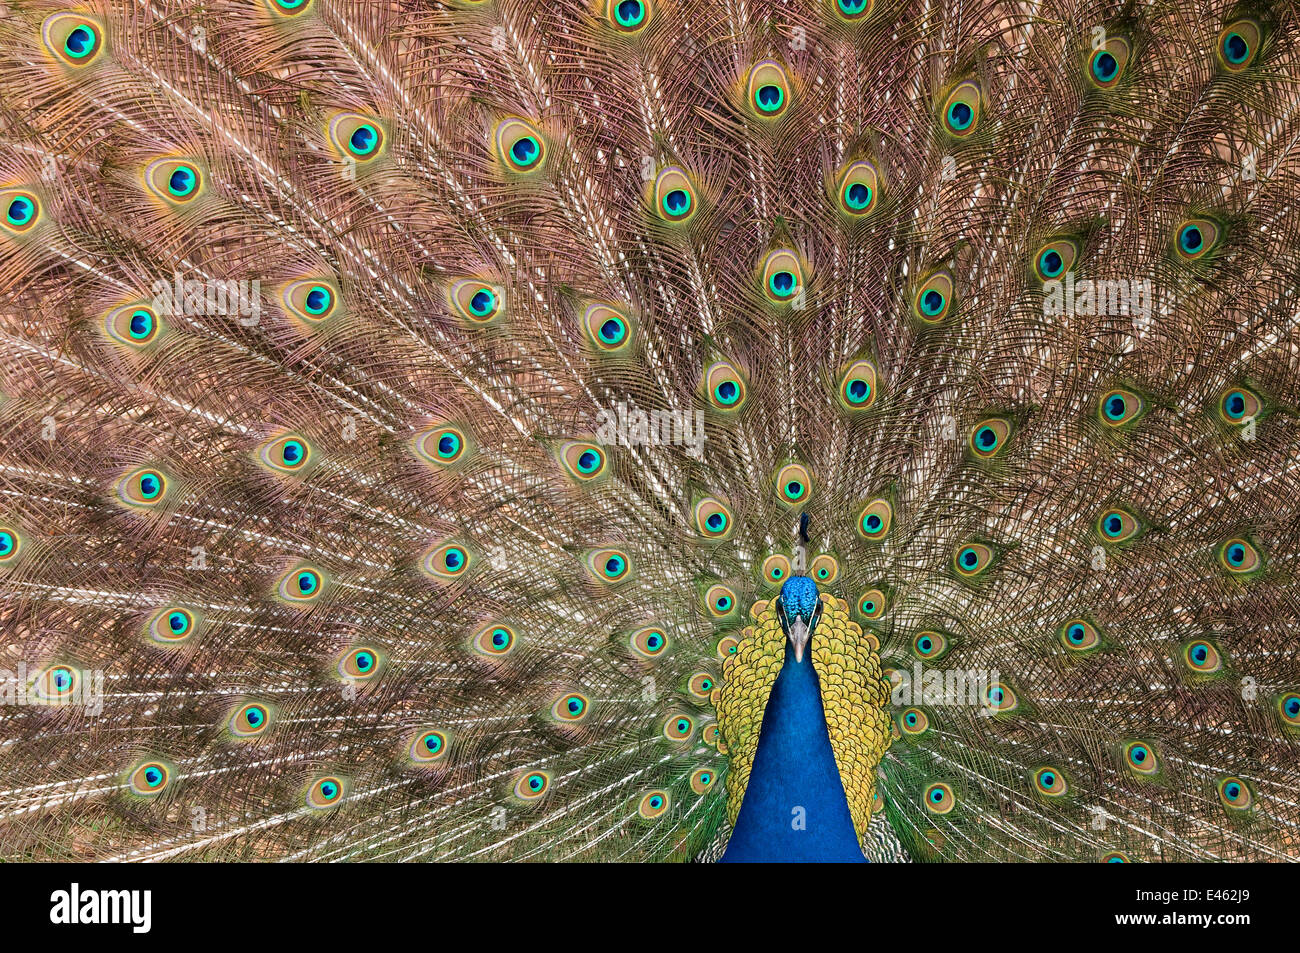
[1,0,1299,864]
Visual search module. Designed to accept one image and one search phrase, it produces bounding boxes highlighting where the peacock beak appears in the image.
[787,615,810,663]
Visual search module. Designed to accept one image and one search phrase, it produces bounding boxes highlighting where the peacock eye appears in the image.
[912,270,954,323]
[747,61,791,119]
[857,497,892,540]
[694,497,733,539]
[1217,776,1253,812]
[654,167,696,223]
[43,14,105,67]
[2,190,39,232]
[258,434,312,474]
[837,359,878,410]
[899,707,929,735]
[145,158,203,204]
[1278,693,1300,727]
[474,622,517,657]
[1034,238,1079,281]
[834,0,873,21]
[630,626,666,659]
[912,630,947,660]
[148,606,198,644]
[1218,387,1260,424]
[858,588,886,620]
[307,776,345,809]
[1059,618,1101,652]
[116,467,169,509]
[1096,508,1141,543]
[638,790,670,819]
[1033,766,1068,796]
[267,0,312,15]
[447,278,505,325]
[409,729,449,763]
[664,714,694,741]
[758,554,790,586]
[836,159,880,216]
[760,249,803,304]
[129,761,171,796]
[585,548,631,584]
[514,771,550,800]
[1217,19,1261,71]
[327,113,385,161]
[1218,537,1261,575]
[774,463,812,506]
[422,541,474,580]
[561,441,608,481]
[1174,218,1220,261]
[690,767,714,794]
[940,80,981,137]
[105,304,164,348]
[495,118,546,172]
[1098,388,1144,427]
[0,527,21,562]
[278,565,324,602]
[688,673,716,698]
[969,418,1012,458]
[953,543,994,577]
[608,0,650,32]
[1124,740,1158,775]
[34,664,79,700]
[282,278,341,325]
[1181,639,1223,674]
[705,359,747,411]
[583,303,634,352]
[923,782,956,814]
[229,702,272,738]
[552,692,589,722]
[414,424,470,467]
[704,584,736,617]
[339,646,381,680]
[809,554,838,584]
[985,681,1018,712]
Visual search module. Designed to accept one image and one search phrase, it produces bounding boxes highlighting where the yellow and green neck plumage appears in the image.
[712,576,892,860]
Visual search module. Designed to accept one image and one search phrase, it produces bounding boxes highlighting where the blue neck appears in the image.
[719,646,867,863]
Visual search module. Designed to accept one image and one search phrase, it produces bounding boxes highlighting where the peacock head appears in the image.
[777,575,821,663]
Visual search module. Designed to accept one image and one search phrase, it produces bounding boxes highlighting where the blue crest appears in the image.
[779,575,819,619]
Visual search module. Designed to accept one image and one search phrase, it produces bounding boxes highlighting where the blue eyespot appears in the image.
[305,286,332,315]
[1039,249,1064,278]
[756,84,784,112]
[616,0,645,27]
[349,124,378,155]
[510,136,540,169]
[1223,32,1249,64]
[768,270,796,298]
[662,189,690,216]
[168,166,196,197]
[946,101,973,130]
